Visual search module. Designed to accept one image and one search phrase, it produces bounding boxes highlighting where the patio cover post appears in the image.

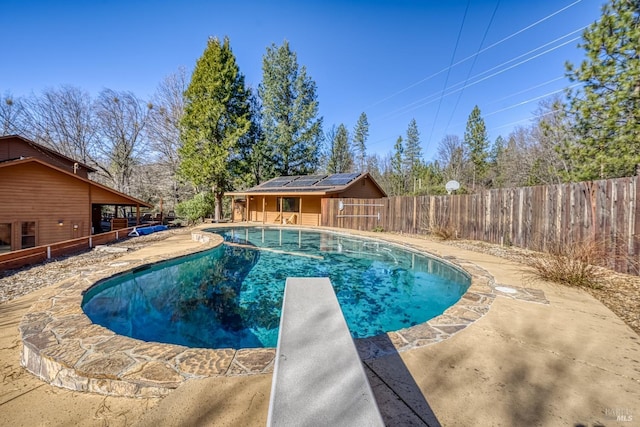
[246,194,250,222]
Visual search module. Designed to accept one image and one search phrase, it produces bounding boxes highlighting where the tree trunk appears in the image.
[215,193,222,221]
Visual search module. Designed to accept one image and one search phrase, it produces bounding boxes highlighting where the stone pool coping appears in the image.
[19,226,548,397]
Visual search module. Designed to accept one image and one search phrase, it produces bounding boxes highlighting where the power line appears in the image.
[376,32,581,122]
[489,108,563,132]
[485,76,566,106]
[483,84,580,118]
[426,0,471,147]
[372,28,582,122]
[438,83,580,137]
[365,0,584,109]
[443,0,502,136]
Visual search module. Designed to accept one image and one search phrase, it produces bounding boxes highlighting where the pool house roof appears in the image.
[226,172,387,197]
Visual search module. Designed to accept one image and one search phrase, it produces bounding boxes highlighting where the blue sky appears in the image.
[2,0,603,161]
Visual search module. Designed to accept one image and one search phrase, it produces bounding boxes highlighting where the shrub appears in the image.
[430,225,457,241]
[175,192,214,225]
[525,239,607,289]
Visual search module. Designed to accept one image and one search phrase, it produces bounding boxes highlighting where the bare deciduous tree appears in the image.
[94,88,151,193]
[437,134,467,183]
[25,86,97,164]
[146,68,189,209]
[0,92,27,136]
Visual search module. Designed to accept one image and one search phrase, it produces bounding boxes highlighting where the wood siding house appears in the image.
[226,173,386,226]
[0,135,151,253]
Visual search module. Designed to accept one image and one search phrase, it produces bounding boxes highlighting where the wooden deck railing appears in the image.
[0,227,136,271]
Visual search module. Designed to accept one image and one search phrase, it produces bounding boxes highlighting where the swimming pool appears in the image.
[82,227,470,349]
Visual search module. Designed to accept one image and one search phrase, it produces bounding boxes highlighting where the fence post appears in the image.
[47,246,51,259]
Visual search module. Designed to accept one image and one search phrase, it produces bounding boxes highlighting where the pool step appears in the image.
[267,277,384,427]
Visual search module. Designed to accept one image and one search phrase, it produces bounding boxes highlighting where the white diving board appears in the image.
[267,277,384,427]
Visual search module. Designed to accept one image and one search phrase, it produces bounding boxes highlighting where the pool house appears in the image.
[226,172,386,226]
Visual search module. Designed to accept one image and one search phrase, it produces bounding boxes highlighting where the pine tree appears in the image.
[259,40,323,176]
[489,135,507,188]
[391,136,405,195]
[463,105,489,190]
[403,118,423,193]
[326,124,353,174]
[565,0,640,180]
[179,36,250,220]
[353,112,369,173]
[234,89,273,188]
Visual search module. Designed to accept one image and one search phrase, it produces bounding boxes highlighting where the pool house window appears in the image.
[277,197,300,213]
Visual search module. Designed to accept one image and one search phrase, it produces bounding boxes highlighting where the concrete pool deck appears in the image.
[1,224,639,426]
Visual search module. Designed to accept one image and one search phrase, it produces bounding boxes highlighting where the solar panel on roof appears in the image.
[317,173,360,186]
[260,176,297,188]
[285,175,327,187]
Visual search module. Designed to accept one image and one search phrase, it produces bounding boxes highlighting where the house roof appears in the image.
[0,157,152,208]
[0,134,97,173]
[226,172,387,197]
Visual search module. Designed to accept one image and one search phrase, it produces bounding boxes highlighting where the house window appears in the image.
[277,197,299,213]
[21,222,36,249]
[0,223,11,253]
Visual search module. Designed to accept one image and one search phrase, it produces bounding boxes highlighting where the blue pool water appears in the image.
[82,227,470,349]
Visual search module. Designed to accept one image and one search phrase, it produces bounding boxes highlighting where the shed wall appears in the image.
[338,177,385,198]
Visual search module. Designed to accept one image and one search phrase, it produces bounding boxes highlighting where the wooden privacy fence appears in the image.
[321,175,640,275]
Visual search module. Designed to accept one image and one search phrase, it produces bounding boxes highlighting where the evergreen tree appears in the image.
[418,161,446,195]
[391,136,405,195]
[403,118,423,193]
[259,40,323,176]
[463,105,489,190]
[234,89,273,188]
[179,36,250,220]
[326,123,353,174]
[565,0,640,180]
[489,135,507,188]
[353,112,369,173]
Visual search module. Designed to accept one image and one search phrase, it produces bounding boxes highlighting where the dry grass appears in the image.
[430,225,458,241]
[524,239,609,289]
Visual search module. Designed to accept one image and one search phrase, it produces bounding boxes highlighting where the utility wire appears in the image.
[368,82,581,154]
[439,83,580,137]
[489,108,563,131]
[443,0,501,136]
[483,83,580,118]
[365,0,584,109]
[373,29,582,122]
[377,33,580,122]
[486,76,566,106]
[426,0,471,146]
